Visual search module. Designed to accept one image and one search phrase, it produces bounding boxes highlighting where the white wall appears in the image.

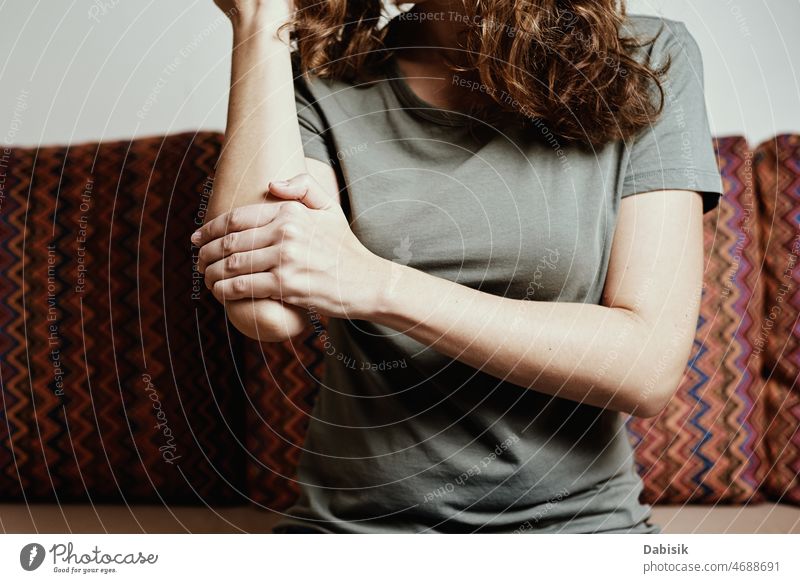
[1,0,798,148]
[627,0,800,144]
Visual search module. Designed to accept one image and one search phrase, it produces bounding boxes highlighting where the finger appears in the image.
[191,203,282,246]
[212,273,281,302]
[204,247,281,289]
[268,173,333,210]
[197,224,281,273]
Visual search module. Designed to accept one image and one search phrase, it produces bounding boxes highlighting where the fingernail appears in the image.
[191,231,201,244]
[270,180,289,188]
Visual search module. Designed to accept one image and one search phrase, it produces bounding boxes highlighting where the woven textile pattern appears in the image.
[755,135,800,504]
[242,329,325,509]
[0,132,246,504]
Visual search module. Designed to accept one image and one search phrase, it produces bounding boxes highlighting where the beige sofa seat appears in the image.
[2,504,799,534]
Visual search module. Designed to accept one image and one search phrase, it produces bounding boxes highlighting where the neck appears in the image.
[397,1,473,65]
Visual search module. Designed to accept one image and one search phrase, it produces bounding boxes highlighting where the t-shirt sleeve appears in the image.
[293,63,335,166]
[622,22,723,214]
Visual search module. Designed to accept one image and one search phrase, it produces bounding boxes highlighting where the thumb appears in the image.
[268,173,333,210]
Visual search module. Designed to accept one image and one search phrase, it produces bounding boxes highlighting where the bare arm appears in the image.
[201,2,337,341]
[197,172,705,417]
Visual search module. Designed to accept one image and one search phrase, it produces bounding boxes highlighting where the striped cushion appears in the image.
[0,132,246,503]
[626,136,767,504]
[755,134,800,504]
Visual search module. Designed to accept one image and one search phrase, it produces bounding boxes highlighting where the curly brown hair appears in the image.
[288,0,670,148]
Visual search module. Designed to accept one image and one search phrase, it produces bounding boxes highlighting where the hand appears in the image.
[194,174,392,320]
[213,0,293,29]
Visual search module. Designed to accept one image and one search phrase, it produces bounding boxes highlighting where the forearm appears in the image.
[209,13,307,340]
[209,20,305,216]
[370,263,695,417]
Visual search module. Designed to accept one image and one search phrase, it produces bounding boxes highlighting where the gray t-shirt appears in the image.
[274,15,722,533]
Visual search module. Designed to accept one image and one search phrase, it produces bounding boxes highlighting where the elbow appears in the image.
[623,367,684,418]
[225,298,308,343]
[629,390,672,419]
[614,316,693,418]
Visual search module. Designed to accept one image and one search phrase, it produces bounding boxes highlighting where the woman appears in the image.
[193,0,722,533]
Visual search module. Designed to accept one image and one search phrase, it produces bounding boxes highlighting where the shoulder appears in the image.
[621,14,703,69]
[621,13,693,44]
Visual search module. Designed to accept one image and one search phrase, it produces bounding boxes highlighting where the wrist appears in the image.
[361,255,409,324]
[231,8,291,41]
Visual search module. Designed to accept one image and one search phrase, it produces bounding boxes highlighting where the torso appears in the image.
[275,15,678,534]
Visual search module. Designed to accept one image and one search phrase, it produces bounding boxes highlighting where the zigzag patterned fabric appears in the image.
[242,332,325,510]
[0,132,247,504]
[626,136,767,504]
[755,135,800,504]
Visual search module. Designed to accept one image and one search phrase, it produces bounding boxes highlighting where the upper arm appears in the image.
[622,21,723,212]
[601,188,705,401]
[294,67,340,203]
[597,21,723,407]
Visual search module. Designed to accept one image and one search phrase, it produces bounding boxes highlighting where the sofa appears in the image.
[1,132,799,533]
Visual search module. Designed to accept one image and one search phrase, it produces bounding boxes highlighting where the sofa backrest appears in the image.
[754,135,800,505]
[0,132,247,504]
